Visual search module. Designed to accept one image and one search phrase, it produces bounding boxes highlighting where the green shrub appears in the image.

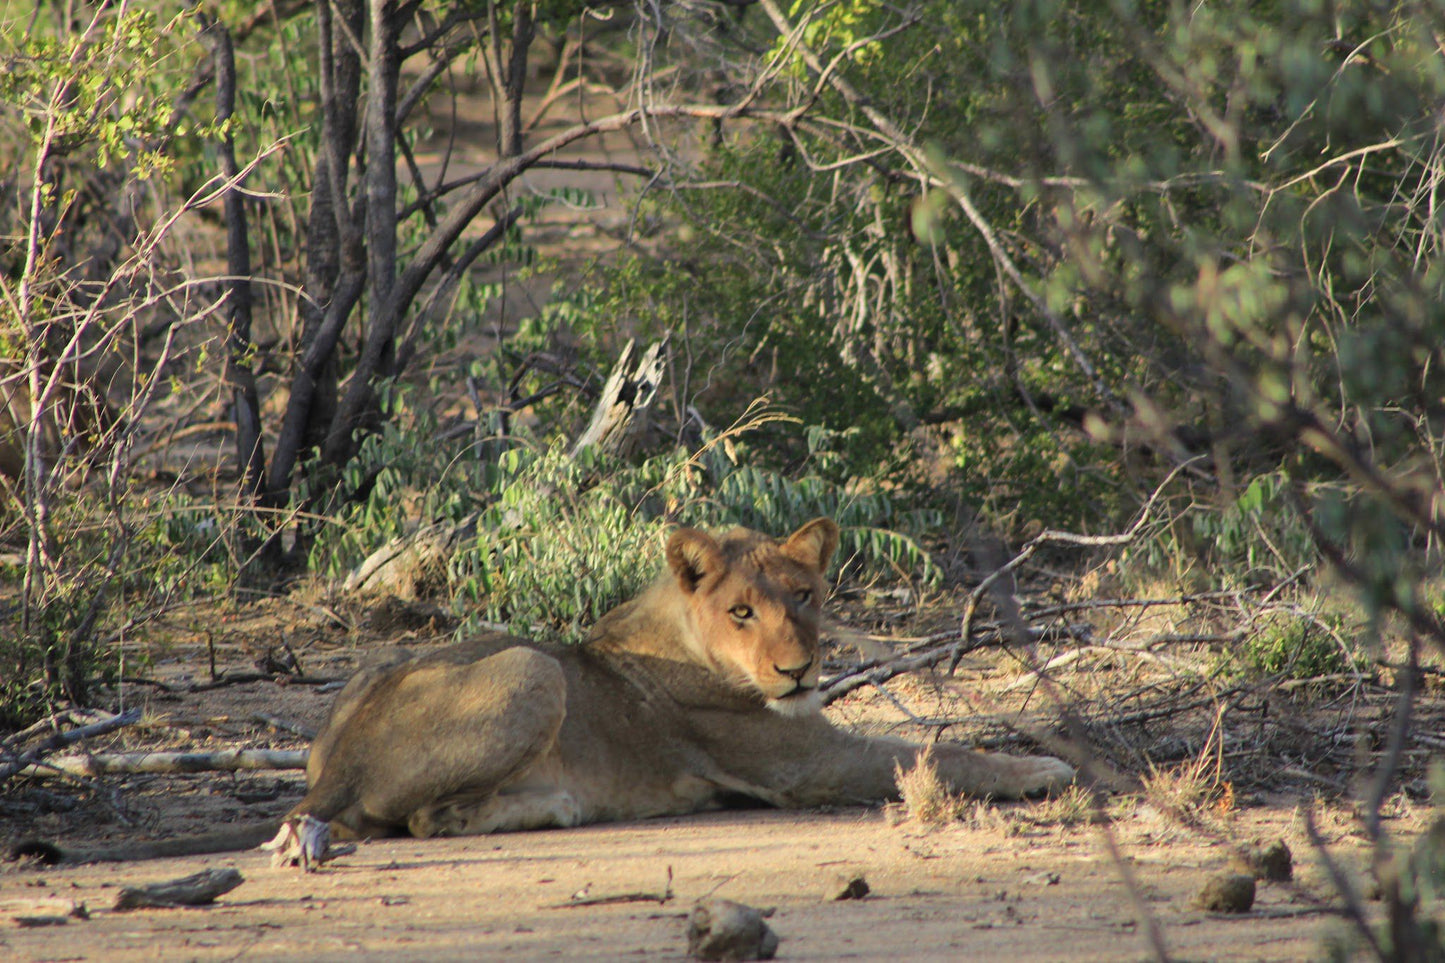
[308,406,941,644]
[1231,613,1363,681]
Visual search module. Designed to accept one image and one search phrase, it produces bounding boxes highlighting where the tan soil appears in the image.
[1,805,1381,962]
[0,596,1408,962]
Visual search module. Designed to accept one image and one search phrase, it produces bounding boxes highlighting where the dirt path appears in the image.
[2,803,1373,961]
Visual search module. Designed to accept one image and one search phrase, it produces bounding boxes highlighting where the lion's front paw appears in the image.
[1010,755,1077,799]
[261,814,335,872]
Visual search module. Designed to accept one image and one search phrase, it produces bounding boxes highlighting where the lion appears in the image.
[263,518,1075,869]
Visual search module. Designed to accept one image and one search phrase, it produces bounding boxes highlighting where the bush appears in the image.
[1231,613,1363,682]
[308,402,940,643]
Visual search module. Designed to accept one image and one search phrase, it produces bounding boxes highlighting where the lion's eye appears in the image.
[793,588,813,605]
[730,604,754,621]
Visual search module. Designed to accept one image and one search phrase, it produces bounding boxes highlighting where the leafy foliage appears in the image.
[1229,612,1362,681]
[310,405,940,643]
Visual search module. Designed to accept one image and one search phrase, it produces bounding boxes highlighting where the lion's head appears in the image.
[665,517,839,714]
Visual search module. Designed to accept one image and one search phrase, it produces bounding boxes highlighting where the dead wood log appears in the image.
[15,747,308,780]
[114,868,244,911]
[570,338,666,458]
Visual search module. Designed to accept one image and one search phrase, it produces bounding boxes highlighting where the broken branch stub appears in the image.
[570,339,666,460]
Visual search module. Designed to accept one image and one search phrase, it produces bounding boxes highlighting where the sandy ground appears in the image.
[1,803,1373,962]
[0,595,1420,962]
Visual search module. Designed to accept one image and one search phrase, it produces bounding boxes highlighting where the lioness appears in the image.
[265,518,1075,868]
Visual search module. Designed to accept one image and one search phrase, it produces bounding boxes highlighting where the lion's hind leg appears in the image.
[270,646,567,869]
[408,786,582,837]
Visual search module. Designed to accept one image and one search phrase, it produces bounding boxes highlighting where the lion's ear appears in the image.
[666,528,723,594]
[782,517,839,572]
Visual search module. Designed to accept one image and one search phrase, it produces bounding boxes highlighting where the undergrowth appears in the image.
[307,399,941,643]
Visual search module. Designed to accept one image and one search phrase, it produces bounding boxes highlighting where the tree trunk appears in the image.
[207,19,265,502]
[265,0,365,506]
[489,1,535,159]
[322,0,402,468]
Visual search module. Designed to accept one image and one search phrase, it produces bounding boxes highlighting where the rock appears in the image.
[1195,873,1256,913]
[831,872,870,901]
[1230,839,1293,882]
[1246,840,1293,881]
[686,898,779,960]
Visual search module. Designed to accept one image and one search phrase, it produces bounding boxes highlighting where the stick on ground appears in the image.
[17,748,308,779]
[114,868,245,911]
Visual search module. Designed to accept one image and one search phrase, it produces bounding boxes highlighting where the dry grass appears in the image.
[1138,706,1234,824]
[1027,783,1098,828]
[892,748,965,827]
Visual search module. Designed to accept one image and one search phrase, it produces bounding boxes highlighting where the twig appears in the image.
[550,867,673,908]
[949,459,1199,675]
[869,682,964,728]
[1362,636,1417,842]
[1020,592,1243,621]
[1302,805,1385,960]
[1095,804,1171,962]
[821,631,994,705]
[0,709,141,783]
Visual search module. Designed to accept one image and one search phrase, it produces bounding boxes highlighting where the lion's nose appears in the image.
[775,658,813,681]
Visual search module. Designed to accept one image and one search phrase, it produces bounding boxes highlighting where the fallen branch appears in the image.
[119,673,345,693]
[15,747,308,780]
[253,713,318,740]
[949,458,1199,675]
[114,868,244,911]
[821,622,1089,706]
[187,673,344,692]
[0,709,141,784]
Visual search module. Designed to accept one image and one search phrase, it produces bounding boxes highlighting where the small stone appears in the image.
[832,872,870,901]
[1252,840,1293,881]
[686,898,779,961]
[1195,873,1256,913]
[1230,839,1293,881]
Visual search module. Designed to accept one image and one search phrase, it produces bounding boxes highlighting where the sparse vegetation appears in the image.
[892,747,965,828]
